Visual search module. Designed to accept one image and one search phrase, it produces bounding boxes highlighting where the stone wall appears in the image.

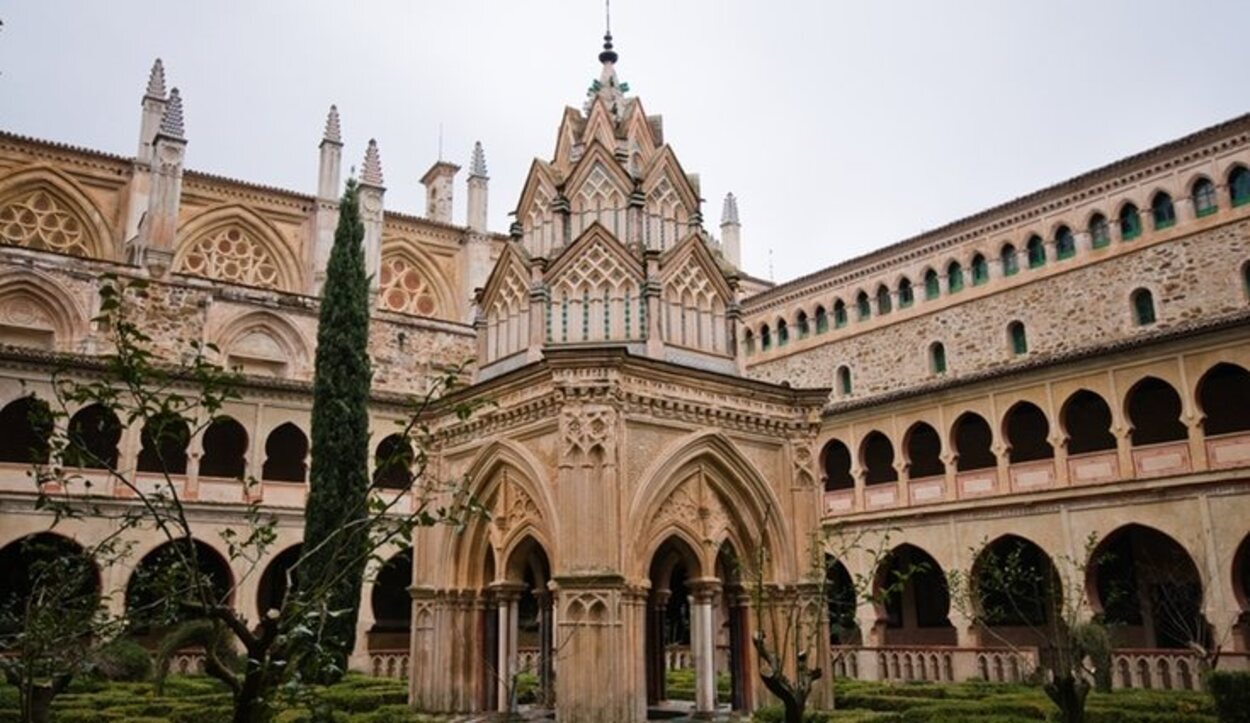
[746,219,1250,399]
[0,252,474,396]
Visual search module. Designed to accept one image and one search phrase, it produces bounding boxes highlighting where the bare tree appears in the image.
[743,517,909,723]
[27,275,483,723]
[948,534,1111,723]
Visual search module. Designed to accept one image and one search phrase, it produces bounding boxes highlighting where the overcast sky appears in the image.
[2,1,1248,283]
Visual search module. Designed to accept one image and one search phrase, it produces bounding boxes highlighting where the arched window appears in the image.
[836,366,852,396]
[822,440,854,491]
[1197,363,1250,436]
[923,269,940,300]
[1192,178,1218,218]
[929,342,947,375]
[1131,288,1156,326]
[1008,321,1028,356]
[1026,235,1046,269]
[1089,213,1111,249]
[1004,402,1053,463]
[1151,192,1176,230]
[833,299,847,329]
[796,311,809,339]
[860,431,897,485]
[814,306,828,334]
[856,291,871,321]
[1000,244,1019,277]
[971,254,988,285]
[1120,203,1142,241]
[262,423,308,483]
[897,278,914,308]
[1062,390,1116,454]
[777,318,790,347]
[1126,377,1187,446]
[742,328,755,355]
[199,416,248,479]
[905,422,945,479]
[373,433,414,490]
[876,285,892,315]
[65,404,122,469]
[947,262,964,293]
[0,396,52,464]
[973,537,1058,627]
[760,324,771,351]
[953,413,996,471]
[137,411,190,475]
[1055,226,1076,260]
[1231,166,1250,207]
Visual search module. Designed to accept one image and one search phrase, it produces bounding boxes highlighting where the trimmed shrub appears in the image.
[1208,671,1250,723]
[90,638,153,681]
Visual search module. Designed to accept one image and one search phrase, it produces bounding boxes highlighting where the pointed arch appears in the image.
[449,440,559,588]
[377,239,457,320]
[627,430,795,581]
[0,165,115,260]
[173,204,303,292]
[209,309,311,377]
[0,267,88,351]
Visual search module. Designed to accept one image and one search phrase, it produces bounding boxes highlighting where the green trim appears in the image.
[1196,205,1218,218]
[1122,228,1141,241]
[1154,218,1176,231]
[1091,234,1110,249]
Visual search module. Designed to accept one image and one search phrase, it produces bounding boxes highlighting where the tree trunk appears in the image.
[231,669,270,723]
[782,693,807,723]
[22,679,66,723]
[1044,675,1089,723]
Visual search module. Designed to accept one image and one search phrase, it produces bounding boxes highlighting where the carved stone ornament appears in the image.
[559,404,616,468]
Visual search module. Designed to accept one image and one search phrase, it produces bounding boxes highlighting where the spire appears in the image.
[145,58,167,99]
[361,138,384,186]
[323,104,342,144]
[599,0,618,65]
[721,192,739,225]
[159,88,185,139]
[470,141,488,178]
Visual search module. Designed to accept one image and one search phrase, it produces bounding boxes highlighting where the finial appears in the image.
[721,192,739,225]
[159,88,185,138]
[323,104,342,144]
[470,141,488,178]
[598,0,618,64]
[145,58,167,99]
[361,138,384,186]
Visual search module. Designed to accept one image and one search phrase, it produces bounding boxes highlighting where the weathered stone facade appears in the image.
[0,33,1248,723]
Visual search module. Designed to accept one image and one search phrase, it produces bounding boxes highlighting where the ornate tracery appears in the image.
[0,188,94,258]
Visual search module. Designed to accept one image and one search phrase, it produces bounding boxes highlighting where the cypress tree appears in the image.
[300,179,371,682]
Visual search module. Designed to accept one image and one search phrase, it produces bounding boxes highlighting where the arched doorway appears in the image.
[0,533,100,636]
[1090,525,1209,650]
[126,538,233,635]
[370,549,413,652]
[490,536,553,712]
[256,544,302,617]
[873,544,955,645]
[970,535,1061,649]
[647,536,700,713]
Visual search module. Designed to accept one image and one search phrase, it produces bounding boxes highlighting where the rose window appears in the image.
[179,226,282,289]
[0,189,91,257]
[378,255,437,316]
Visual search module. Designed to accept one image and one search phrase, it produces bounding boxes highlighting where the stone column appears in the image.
[491,584,523,711]
[647,589,671,704]
[536,589,555,708]
[357,140,386,296]
[136,88,187,277]
[643,249,664,359]
[348,577,377,674]
[690,581,719,717]
[311,105,343,294]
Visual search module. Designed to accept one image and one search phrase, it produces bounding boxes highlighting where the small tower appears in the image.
[461,142,492,322]
[136,87,187,277]
[136,58,167,164]
[421,160,460,225]
[311,105,343,293]
[720,192,741,268]
[466,142,489,233]
[357,139,387,293]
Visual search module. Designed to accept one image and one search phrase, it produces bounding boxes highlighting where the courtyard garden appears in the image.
[2,671,1245,723]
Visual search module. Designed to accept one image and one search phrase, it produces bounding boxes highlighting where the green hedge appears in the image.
[1207,671,1250,723]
